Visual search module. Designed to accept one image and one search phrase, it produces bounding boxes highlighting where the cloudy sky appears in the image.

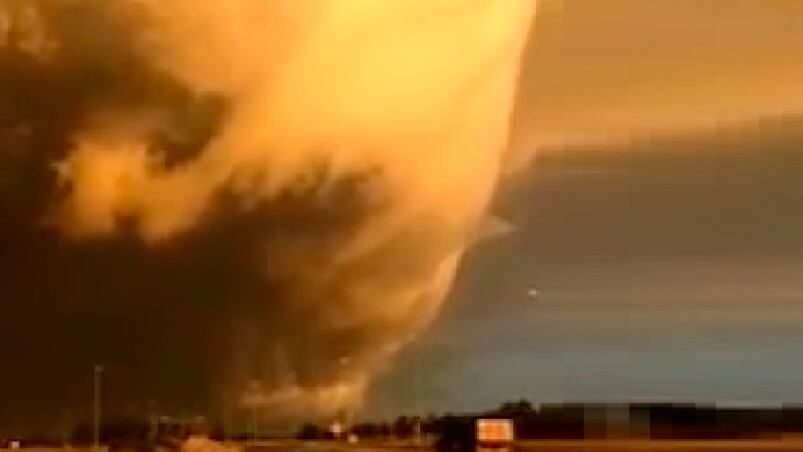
[366,0,803,417]
[3,0,803,435]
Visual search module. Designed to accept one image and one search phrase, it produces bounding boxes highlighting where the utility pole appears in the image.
[93,365,103,451]
[148,399,158,441]
[62,409,73,447]
[249,404,258,444]
[413,350,423,445]
[246,380,260,445]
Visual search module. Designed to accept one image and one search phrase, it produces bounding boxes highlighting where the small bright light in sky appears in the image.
[527,287,539,300]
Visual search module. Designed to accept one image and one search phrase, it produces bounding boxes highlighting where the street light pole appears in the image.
[93,365,103,451]
[222,394,231,444]
[148,399,158,441]
[249,404,257,444]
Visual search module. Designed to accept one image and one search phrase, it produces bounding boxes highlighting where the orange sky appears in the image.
[509,0,803,155]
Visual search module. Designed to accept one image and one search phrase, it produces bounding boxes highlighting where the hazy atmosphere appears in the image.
[1,0,803,442]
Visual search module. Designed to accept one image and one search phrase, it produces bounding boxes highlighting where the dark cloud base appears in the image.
[0,1,381,434]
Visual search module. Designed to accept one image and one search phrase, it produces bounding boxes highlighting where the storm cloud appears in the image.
[0,0,535,432]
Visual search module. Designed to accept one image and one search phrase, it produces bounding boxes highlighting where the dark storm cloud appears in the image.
[0,3,232,430]
[0,171,375,433]
[0,0,229,219]
[0,0,535,434]
[367,117,803,416]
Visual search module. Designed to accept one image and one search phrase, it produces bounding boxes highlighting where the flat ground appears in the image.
[244,439,803,452]
[516,439,803,451]
[10,439,803,452]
